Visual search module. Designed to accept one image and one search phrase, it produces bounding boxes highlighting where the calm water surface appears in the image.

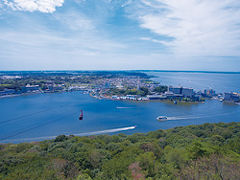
[148,71,240,93]
[0,72,240,143]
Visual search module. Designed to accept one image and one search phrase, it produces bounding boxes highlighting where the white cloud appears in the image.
[54,11,94,31]
[137,0,240,56]
[140,37,170,46]
[3,0,64,13]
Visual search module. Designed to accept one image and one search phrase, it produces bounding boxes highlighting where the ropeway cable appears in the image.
[0,104,75,126]
[0,110,80,142]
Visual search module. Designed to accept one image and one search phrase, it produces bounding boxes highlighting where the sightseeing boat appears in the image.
[156,116,168,121]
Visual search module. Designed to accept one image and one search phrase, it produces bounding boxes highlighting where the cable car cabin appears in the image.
[79,110,83,120]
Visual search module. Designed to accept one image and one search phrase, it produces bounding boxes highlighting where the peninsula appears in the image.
[1,71,239,104]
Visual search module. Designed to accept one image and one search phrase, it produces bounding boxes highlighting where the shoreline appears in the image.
[90,93,205,104]
[0,90,78,99]
[0,91,218,105]
[0,92,42,99]
[1,89,239,105]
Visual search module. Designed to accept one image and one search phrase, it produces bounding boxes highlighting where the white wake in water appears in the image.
[74,126,136,136]
[1,126,136,143]
[161,111,237,121]
[116,107,134,109]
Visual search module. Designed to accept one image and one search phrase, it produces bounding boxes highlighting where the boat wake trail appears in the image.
[116,107,134,109]
[0,126,137,143]
[74,126,136,136]
[165,111,238,121]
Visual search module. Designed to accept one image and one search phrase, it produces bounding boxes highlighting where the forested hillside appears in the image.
[1,122,240,180]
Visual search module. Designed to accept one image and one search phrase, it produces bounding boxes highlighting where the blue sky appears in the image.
[0,0,240,71]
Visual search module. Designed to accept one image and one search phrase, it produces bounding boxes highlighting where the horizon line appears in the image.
[0,70,240,74]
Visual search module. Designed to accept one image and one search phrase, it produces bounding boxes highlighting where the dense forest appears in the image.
[1,122,240,179]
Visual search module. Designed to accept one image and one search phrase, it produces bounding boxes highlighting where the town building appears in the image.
[0,89,16,96]
[169,87,182,94]
[224,92,240,102]
[147,95,167,100]
[203,89,216,97]
[21,84,40,93]
[182,88,194,98]
[168,86,194,98]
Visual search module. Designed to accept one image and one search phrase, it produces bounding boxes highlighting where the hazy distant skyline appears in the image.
[1,0,240,71]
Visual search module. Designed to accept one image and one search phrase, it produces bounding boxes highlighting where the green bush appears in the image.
[1,122,240,179]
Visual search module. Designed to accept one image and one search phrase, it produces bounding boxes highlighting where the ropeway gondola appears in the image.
[79,110,83,120]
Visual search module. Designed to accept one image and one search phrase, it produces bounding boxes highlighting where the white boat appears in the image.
[156,116,168,121]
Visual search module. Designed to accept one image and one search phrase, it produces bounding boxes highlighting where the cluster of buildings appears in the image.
[109,86,240,104]
[21,84,41,93]
[0,89,16,96]
[0,84,67,97]
[0,74,154,98]
[199,89,240,103]
[108,86,203,102]
[147,86,201,102]
[1,74,239,104]
[43,84,66,93]
[0,75,22,79]
[202,89,216,97]
[111,95,148,101]
[224,92,240,103]
[92,76,148,90]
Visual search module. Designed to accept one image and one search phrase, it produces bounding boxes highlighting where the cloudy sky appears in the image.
[0,0,240,71]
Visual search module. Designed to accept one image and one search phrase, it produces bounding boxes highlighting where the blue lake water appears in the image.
[0,72,240,143]
[148,71,240,93]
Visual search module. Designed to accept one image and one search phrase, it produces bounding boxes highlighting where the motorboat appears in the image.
[156,116,168,121]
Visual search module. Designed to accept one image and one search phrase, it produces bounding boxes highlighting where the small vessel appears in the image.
[156,116,168,121]
[79,110,83,120]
